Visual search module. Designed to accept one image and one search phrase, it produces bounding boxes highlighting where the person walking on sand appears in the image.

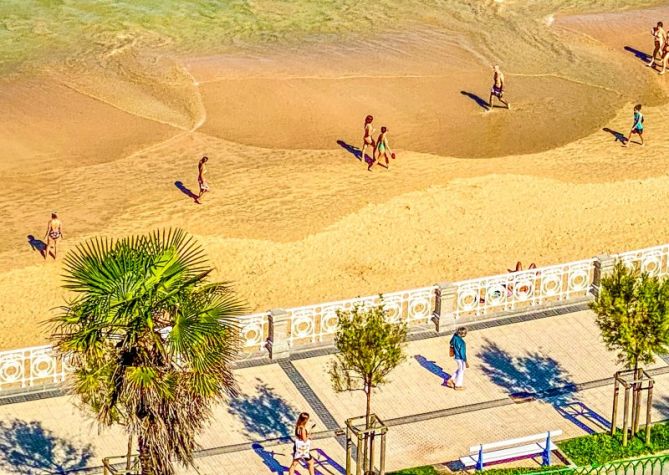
[361,115,375,165]
[647,22,666,69]
[624,104,644,147]
[659,40,669,75]
[44,212,63,260]
[446,327,469,390]
[488,65,510,110]
[288,412,315,475]
[370,126,394,171]
[195,156,209,204]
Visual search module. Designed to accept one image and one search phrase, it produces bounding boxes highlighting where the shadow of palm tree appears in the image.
[228,379,298,439]
[477,339,609,434]
[0,419,93,474]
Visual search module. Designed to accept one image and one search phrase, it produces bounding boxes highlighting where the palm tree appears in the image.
[50,229,244,475]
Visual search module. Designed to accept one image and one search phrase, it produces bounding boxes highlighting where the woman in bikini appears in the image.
[195,156,209,204]
[361,115,375,166]
[44,212,63,260]
[288,412,315,475]
[370,126,394,171]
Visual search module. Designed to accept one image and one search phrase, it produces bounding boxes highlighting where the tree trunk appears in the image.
[138,435,153,475]
[633,363,643,434]
[365,381,372,429]
[126,433,134,471]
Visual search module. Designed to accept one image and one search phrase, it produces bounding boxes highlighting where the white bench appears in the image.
[460,430,562,471]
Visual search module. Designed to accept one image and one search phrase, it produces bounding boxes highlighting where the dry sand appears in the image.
[2,6,669,350]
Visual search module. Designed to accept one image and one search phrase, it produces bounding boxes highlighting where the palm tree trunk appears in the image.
[138,435,153,475]
[126,433,133,471]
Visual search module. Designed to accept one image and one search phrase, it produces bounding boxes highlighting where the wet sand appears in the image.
[1,6,669,349]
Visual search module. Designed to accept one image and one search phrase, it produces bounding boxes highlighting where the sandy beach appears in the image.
[2,4,669,350]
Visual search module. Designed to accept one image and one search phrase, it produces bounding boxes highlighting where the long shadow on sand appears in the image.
[603,127,626,144]
[27,235,47,258]
[174,181,198,201]
[624,46,651,63]
[337,140,374,165]
[460,91,490,111]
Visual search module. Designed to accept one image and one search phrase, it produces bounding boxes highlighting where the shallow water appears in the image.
[2,0,668,148]
[1,0,666,74]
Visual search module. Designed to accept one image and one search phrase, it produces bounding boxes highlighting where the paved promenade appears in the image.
[1,308,669,474]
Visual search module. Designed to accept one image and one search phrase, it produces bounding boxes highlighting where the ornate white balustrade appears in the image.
[285,286,436,347]
[613,244,669,277]
[2,243,669,394]
[238,312,270,353]
[0,345,69,392]
[449,258,595,320]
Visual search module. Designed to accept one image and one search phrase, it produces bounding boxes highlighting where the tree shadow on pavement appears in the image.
[229,379,299,439]
[0,418,93,474]
[477,339,609,434]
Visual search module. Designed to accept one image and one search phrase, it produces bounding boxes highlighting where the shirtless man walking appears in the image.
[44,212,63,260]
[647,22,666,69]
[195,156,209,204]
[489,65,510,110]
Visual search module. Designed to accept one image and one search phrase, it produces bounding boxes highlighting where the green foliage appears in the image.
[558,421,669,466]
[388,466,439,475]
[590,261,669,369]
[478,468,569,475]
[329,303,407,424]
[50,229,245,475]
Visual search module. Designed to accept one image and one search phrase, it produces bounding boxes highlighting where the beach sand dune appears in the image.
[1,6,669,349]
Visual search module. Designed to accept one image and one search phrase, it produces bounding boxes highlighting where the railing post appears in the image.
[432,282,457,333]
[268,309,291,360]
[592,254,615,297]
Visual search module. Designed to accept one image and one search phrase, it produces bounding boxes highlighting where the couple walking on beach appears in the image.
[362,115,395,171]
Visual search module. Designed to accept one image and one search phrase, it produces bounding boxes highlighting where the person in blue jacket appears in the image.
[447,327,469,390]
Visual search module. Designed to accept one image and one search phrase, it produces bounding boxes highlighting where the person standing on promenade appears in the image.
[370,126,394,171]
[195,156,209,204]
[647,22,666,69]
[44,212,63,260]
[488,65,510,110]
[446,327,469,391]
[288,412,315,475]
[624,104,644,147]
[361,115,376,165]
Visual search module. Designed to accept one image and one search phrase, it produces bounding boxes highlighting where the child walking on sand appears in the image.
[369,126,394,171]
[624,104,644,147]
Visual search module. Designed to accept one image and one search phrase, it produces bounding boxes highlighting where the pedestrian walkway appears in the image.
[0,309,667,474]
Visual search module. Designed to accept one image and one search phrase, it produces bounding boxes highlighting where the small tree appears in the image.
[591,261,669,436]
[329,304,407,428]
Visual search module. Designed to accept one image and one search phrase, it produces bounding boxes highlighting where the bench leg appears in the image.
[542,432,552,466]
[476,445,484,471]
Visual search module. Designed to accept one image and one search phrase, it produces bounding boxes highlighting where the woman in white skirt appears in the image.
[289,412,315,475]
